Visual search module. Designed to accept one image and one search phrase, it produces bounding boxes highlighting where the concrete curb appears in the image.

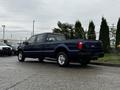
[90,62,120,67]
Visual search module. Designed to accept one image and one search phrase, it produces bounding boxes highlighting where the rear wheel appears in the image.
[80,59,90,66]
[38,57,44,62]
[57,52,69,67]
[18,51,25,62]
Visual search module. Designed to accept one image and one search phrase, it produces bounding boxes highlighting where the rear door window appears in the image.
[47,35,56,42]
[47,34,65,42]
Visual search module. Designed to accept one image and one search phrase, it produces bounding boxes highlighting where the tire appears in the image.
[18,51,25,62]
[57,52,69,67]
[38,57,44,62]
[80,59,90,66]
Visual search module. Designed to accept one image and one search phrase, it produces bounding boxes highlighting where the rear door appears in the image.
[84,40,103,54]
[43,34,58,57]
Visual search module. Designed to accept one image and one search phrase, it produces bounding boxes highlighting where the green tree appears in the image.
[53,21,74,39]
[75,20,85,39]
[67,24,74,39]
[87,21,96,40]
[116,18,120,48]
[99,17,110,52]
[53,28,61,33]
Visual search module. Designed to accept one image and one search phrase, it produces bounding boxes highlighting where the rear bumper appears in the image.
[78,52,104,59]
[79,51,104,56]
[68,50,104,60]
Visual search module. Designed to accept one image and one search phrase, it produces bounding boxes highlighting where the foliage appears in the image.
[53,28,61,33]
[74,20,86,39]
[97,53,120,64]
[53,21,74,39]
[116,18,120,49]
[87,21,96,40]
[99,17,110,52]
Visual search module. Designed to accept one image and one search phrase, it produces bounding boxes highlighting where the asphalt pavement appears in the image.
[0,56,120,90]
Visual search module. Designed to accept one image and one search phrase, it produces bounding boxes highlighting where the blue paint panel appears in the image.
[18,33,104,60]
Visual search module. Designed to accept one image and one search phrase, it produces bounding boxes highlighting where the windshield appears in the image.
[7,42,18,46]
[0,42,7,46]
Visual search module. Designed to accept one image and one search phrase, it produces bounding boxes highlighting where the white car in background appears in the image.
[0,42,12,56]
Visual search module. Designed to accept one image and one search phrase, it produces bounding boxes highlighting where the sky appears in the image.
[0,0,120,40]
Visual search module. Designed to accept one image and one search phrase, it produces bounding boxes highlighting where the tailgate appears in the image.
[84,41,102,49]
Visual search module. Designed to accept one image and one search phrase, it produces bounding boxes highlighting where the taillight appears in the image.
[77,42,83,49]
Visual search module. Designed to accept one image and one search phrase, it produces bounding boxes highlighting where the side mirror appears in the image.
[23,41,29,45]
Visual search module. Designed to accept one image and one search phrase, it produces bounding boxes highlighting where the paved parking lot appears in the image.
[0,56,120,90]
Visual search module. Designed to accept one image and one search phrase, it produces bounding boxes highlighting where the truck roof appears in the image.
[34,32,64,36]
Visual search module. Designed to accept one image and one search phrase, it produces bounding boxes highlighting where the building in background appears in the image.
[109,24,117,48]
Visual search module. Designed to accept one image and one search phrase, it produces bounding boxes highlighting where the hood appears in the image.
[0,46,12,50]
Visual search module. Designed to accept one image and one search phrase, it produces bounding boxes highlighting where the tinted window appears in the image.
[46,34,66,42]
[36,34,44,42]
[56,35,66,41]
[28,36,36,43]
[47,35,56,42]
[0,42,7,46]
[6,41,18,46]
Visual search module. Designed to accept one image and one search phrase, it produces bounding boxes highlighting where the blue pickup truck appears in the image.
[17,33,104,66]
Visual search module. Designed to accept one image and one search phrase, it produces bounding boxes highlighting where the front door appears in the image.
[24,35,37,57]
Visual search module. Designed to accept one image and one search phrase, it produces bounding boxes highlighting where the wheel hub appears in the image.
[58,55,65,65]
[18,53,22,60]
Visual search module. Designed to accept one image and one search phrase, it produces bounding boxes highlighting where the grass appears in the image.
[96,53,120,64]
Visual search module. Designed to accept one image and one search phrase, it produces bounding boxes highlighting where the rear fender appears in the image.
[54,44,69,52]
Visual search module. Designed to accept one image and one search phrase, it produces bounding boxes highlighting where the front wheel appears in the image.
[57,52,69,67]
[18,51,25,62]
